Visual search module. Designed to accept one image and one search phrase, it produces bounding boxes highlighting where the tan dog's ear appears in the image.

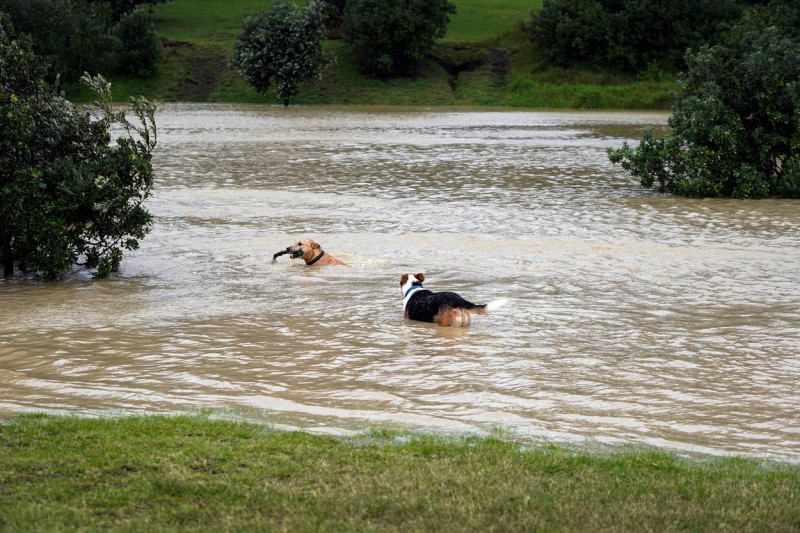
[416,273,425,282]
[312,242,321,250]
[400,274,409,286]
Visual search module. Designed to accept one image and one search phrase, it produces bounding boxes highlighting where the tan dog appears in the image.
[281,238,346,266]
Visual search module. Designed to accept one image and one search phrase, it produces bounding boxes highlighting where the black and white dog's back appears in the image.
[400,273,506,327]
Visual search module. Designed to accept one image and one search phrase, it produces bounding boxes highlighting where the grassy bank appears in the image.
[1,415,798,531]
[62,0,675,108]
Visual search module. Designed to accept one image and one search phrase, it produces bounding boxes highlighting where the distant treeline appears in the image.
[0,0,786,85]
[0,0,168,81]
[529,0,772,75]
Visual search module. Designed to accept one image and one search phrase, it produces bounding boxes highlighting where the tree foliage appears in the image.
[114,6,162,77]
[320,0,346,38]
[1,15,158,280]
[529,0,743,74]
[608,0,800,198]
[0,0,162,82]
[342,0,456,78]
[93,0,171,20]
[231,0,332,106]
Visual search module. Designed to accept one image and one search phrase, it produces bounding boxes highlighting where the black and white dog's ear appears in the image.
[415,273,425,282]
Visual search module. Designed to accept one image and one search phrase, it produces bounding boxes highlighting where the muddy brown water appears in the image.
[3,104,799,461]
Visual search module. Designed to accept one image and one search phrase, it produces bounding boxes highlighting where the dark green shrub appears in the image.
[231,0,332,106]
[608,0,800,199]
[529,0,742,74]
[321,0,346,38]
[114,6,162,77]
[342,0,456,78]
[0,0,165,82]
[0,0,118,81]
[1,15,158,279]
[103,0,172,20]
[527,0,614,70]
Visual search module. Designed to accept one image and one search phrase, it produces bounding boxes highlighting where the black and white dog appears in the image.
[399,273,507,327]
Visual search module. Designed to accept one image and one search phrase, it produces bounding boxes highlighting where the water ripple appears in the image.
[2,105,799,462]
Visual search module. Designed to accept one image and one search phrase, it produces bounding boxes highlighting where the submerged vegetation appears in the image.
[0,16,158,280]
[609,0,800,198]
[2,414,799,531]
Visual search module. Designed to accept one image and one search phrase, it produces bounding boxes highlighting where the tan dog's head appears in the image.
[400,273,425,296]
[286,238,321,262]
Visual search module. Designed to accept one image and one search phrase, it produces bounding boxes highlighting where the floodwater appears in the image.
[2,104,800,461]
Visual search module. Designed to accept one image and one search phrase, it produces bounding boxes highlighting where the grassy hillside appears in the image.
[65,0,675,108]
[149,0,537,45]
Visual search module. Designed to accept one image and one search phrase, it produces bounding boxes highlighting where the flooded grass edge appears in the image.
[2,412,799,531]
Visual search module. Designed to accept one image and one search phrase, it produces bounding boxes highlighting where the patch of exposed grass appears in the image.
[501,76,674,109]
[1,415,799,531]
[442,0,542,44]
[149,0,271,47]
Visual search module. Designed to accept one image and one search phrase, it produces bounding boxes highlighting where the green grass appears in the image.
[442,0,542,44]
[1,414,799,531]
[150,0,272,46]
[60,0,676,108]
[148,0,539,46]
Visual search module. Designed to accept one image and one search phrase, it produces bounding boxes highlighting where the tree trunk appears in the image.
[283,97,290,107]
[1,222,12,277]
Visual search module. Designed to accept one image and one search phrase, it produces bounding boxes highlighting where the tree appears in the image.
[1,15,158,280]
[342,0,456,78]
[529,0,742,74]
[320,0,346,38]
[114,6,162,77]
[0,0,164,82]
[607,0,800,198]
[92,0,172,21]
[0,0,117,82]
[231,0,332,107]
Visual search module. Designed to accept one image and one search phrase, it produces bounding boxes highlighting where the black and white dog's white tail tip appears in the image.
[486,298,508,313]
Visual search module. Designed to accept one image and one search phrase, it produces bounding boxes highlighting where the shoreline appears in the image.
[2,408,797,466]
[3,413,799,531]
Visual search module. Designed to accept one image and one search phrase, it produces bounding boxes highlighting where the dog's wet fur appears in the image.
[284,238,345,266]
[400,273,506,327]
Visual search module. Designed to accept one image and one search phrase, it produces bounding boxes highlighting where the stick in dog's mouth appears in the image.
[272,249,290,261]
